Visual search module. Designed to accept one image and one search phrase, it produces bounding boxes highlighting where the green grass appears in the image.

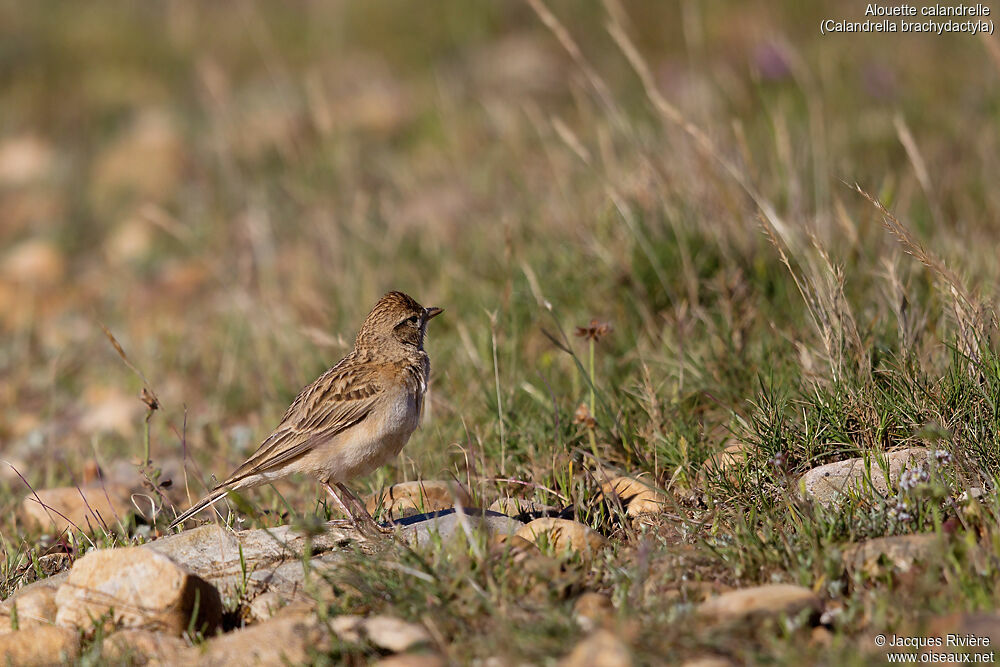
[2,1,1000,664]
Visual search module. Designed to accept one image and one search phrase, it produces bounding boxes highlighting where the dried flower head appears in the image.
[575,319,613,342]
[573,402,597,429]
[140,387,159,411]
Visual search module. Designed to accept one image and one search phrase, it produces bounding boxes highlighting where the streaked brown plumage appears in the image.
[169,291,442,533]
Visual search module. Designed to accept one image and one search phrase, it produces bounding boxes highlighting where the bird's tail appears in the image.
[169,487,232,529]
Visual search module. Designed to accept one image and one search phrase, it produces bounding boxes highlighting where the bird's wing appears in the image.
[216,359,383,488]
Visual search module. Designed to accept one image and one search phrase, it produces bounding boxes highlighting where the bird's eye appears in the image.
[405,315,419,325]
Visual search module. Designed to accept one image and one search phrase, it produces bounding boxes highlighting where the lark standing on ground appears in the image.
[169,291,443,534]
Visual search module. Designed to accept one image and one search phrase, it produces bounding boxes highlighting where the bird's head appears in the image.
[356,291,443,352]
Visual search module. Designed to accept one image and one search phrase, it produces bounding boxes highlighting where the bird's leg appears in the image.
[321,482,394,536]
[321,482,356,525]
[337,482,396,535]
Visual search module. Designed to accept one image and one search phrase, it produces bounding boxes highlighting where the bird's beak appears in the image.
[424,306,444,321]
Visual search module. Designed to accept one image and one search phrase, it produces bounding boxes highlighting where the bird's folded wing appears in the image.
[216,363,383,488]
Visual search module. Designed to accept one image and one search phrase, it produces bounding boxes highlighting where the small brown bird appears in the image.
[169,291,442,533]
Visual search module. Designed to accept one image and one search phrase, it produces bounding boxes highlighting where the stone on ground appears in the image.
[800,448,930,508]
[180,613,328,666]
[144,520,372,596]
[0,584,57,632]
[573,592,614,631]
[597,475,669,516]
[374,654,447,667]
[102,629,189,664]
[0,625,80,666]
[397,508,523,547]
[365,480,473,519]
[841,534,940,575]
[697,584,821,623]
[560,629,632,667]
[331,614,431,652]
[55,546,222,636]
[698,441,755,487]
[515,518,608,555]
[20,483,135,533]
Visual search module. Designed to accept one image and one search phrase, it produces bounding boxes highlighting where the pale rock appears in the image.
[0,239,65,287]
[182,613,328,666]
[0,135,56,186]
[102,629,188,664]
[374,654,447,667]
[573,592,614,631]
[331,614,431,652]
[800,448,930,508]
[365,480,473,519]
[80,389,142,436]
[515,518,608,555]
[0,625,80,665]
[598,476,669,516]
[841,534,940,575]
[21,483,136,533]
[105,215,155,265]
[680,657,736,667]
[697,584,821,622]
[0,584,57,633]
[55,547,222,636]
[699,441,754,487]
[145,521,373,597]
[560,629,632,667]
[489,534,541,564]
[397,508,523,547]
[245,590,314,623]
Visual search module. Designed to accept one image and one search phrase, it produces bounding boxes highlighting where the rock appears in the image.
[21,483,136,534]
[699,441,754,487]
[810,626,833,648]
[397,508,523,547]
[0,625,80,665]
[0,583,57,633]
[146,520,373,596]
[489,534,541,563]
[366,480,473,520]
[560,629,632,667]
[800,448,930,508]
[105,215,155,265]
[79,389,142,437]
[245,590,315,623]
[374,654,447,667]
[488,497,558,518]
[0,239,65,287]
[55,547,222,636]
[841,534,940,575]
[0,136,56,187]
[573,592,614,631]
[597,476,669,516]
[515,518,608,556]
[680,657,736,667]
[332,614,432,652]
[697,584,821,623]
[102,629,188,664]
[184,613,328,665]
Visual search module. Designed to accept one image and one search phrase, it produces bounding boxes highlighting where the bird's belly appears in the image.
[316,391,420,483]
